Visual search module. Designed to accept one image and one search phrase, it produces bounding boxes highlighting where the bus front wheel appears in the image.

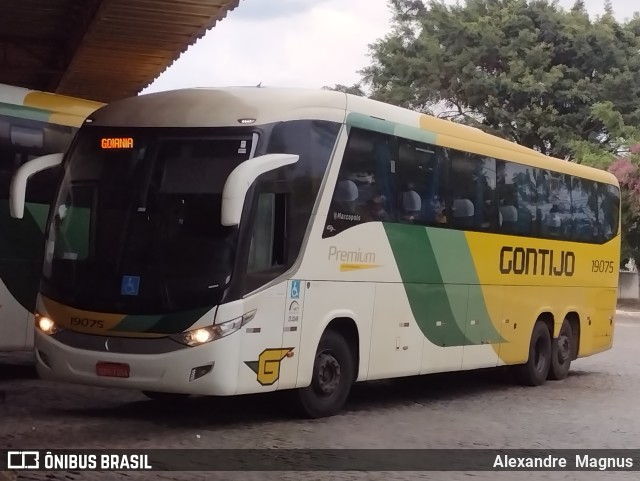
[548,319,573,380]
[514,321,551,386]
[296,330,355,419]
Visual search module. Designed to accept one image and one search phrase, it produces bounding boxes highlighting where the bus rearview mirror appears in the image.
[221,153,300,226]
[10,152,64,219]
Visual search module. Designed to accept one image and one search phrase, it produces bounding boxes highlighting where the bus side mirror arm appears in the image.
[10,153,64,219]
[221,153,300,226]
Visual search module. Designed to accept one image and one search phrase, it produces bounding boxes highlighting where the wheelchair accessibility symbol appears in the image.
[290,280,300,299]
[121,275,140,296]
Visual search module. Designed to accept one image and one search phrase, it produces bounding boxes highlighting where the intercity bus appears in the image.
[0,83,103,350]
[11,87,620,417]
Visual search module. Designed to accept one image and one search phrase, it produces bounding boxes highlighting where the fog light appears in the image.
[189,363,214,382]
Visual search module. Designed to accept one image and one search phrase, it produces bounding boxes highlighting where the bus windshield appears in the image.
[41,127,255,314]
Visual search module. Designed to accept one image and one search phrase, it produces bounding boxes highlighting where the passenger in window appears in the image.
[545,204,561,236]
[400,189,422,223]
[364,191,391,223]
[432,195,447,224]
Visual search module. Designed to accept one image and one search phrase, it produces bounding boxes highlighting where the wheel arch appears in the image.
[296,309,365,388]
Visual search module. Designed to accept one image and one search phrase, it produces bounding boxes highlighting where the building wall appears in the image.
[618,271,640,300]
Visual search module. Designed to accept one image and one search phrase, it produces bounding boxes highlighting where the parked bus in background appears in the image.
[11,87,620,417]
[0,83,103,350]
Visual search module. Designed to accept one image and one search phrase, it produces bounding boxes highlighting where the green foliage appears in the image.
[322,84,366,96]
[360,0,640,160]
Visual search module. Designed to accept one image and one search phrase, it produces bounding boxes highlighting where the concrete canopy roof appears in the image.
[0,0,240,103]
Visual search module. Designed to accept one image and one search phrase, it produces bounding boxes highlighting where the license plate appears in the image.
[96,362,130,378]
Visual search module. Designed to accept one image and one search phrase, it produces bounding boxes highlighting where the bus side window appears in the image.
[570,177,599,243]
[324,128,395,237]
[538,170,572,240]
[598,183,620,243]
[396,139,448,226]
[497,161,538,236]
[450,150,498,231]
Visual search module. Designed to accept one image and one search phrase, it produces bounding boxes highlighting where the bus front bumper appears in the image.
[34,330,241,396]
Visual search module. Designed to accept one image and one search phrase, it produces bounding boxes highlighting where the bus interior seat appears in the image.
[452,198,474,227]
[335,180,359,202]
[500,205,518,233]
[333,179,359,213]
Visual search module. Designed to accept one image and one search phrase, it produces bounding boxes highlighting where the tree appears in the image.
[322,83,366,96]
[360,0,640,159]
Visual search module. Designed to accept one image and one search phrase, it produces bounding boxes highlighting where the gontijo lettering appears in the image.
[101,137,134,149]
[499,246,575,277]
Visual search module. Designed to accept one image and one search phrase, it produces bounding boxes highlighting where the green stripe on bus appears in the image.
[112,306,213,334]
[428,229,503,343]
[0,103,51,122]
[345,112,437,145]
[383,223,467,346]
[109,314,162,333]
[394,124,437,145]
[346,112,396,135]
[146,306,214,334]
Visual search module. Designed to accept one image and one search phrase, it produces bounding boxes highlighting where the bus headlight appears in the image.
[36,314,60,335]
[172,310,256,347]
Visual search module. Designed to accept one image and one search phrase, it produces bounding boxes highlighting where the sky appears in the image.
[141,0,640,95]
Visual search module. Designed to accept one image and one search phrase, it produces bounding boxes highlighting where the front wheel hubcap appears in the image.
[315,352,341,395]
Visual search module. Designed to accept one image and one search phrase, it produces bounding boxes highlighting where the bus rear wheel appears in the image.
[514,321,551,386]
[296,330,355,419]
[548,319,573,380]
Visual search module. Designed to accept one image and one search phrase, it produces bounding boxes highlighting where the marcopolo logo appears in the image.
[499,246,575,277]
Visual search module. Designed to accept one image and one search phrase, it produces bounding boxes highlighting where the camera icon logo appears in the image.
[7,451,40,469]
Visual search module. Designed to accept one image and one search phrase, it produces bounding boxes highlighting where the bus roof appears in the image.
[88,86,618,187]
[0,83,104,128]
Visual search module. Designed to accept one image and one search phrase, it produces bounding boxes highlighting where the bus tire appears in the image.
[296,330,355,419]
[548,319,573,380]
[142,391,190,403]
[514,321,551,386]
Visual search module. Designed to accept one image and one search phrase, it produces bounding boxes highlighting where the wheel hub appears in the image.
[556,335,571,363]
[315,353,341,395]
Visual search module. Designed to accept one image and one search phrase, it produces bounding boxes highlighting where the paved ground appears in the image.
[1,312,639,481]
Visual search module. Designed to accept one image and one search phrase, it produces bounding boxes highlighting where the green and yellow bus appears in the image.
[12,87,620,417]
[0,83,103,350]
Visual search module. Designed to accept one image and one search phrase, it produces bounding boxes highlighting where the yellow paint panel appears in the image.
[40,296,163,338]
[339,263,381,272]
[464,231,619,360]
[24,92,104,127]
[465,231,619,288]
